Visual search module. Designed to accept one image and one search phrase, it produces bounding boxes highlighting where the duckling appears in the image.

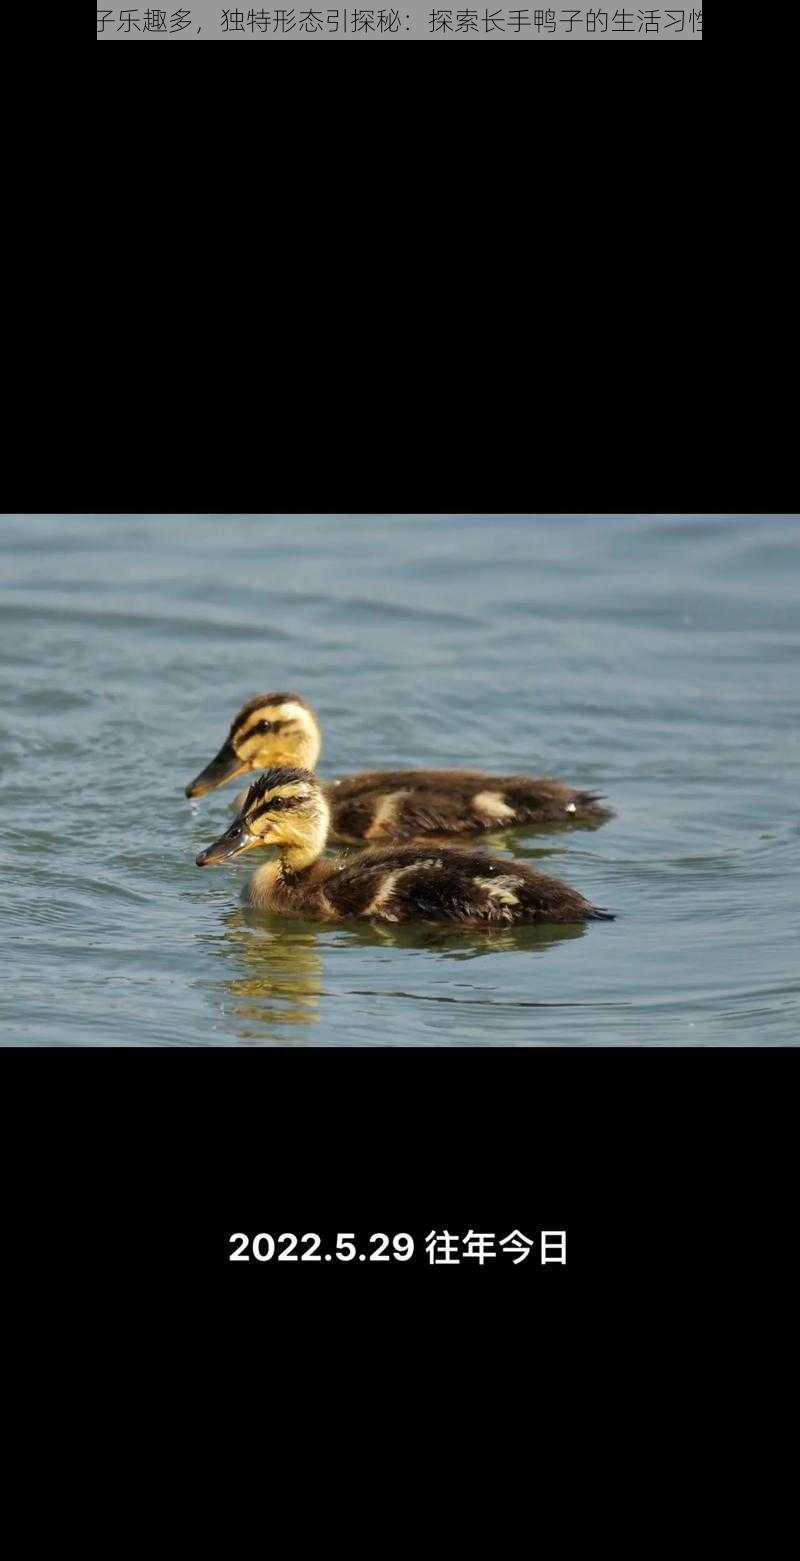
[185,692,610,841]
[195,767,614,928]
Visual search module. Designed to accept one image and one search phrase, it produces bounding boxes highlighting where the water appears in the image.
[1,514,798,1046]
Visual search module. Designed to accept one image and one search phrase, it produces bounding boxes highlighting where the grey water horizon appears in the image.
[1,513,798,1046]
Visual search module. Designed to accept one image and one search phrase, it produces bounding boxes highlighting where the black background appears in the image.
[5,1047,799,1348]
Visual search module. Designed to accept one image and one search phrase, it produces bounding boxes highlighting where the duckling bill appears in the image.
[196,767,614,928]
[185,692,610,840]
[189,737,248,795]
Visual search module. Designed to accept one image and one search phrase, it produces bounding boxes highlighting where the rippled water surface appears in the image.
[1,514,798,1045]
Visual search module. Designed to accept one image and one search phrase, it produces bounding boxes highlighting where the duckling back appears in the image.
[325,771,610,843]
[306,845,613,927]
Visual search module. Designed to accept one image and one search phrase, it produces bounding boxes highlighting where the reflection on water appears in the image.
[204,903,589,1043]
[333,917,587,961]
[212,910,324,1039]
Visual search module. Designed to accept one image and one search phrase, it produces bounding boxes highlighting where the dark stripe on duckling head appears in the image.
[230,693,311,741]
[250,795,301,822]
[241,766,318,815]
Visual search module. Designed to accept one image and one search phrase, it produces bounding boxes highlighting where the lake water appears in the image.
[1,514,798,1046]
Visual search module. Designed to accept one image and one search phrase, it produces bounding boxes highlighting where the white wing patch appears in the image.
[473,874,522,906]
[473,790,516,822]
[365,859,442,919]
[365,789,412,839]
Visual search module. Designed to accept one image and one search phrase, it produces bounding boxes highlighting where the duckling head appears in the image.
[196,767,330,870]
[185,693,321,798]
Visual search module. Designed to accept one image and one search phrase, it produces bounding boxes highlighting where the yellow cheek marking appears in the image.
[237,737,264,760]
[473,791,516,822]
[365,790,411,839]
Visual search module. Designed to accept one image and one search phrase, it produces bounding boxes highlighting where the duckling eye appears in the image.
[256,720,272,733]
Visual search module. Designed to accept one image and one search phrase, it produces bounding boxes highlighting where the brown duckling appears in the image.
[195,767,614,928]
[185,692,610,842]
